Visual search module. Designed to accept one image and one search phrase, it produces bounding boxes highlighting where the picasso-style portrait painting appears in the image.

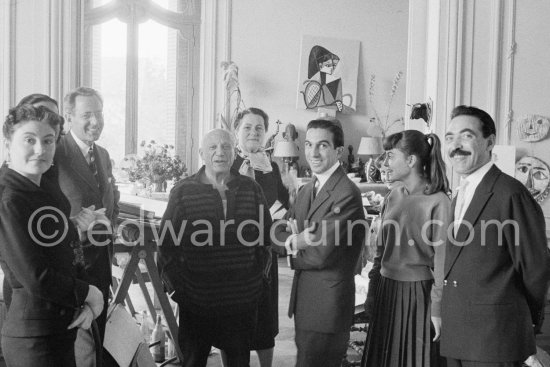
[296,35,360,114]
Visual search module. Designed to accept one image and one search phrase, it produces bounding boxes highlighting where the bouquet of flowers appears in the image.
[121,140,186,191]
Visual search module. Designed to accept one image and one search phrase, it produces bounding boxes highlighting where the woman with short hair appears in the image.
[0,104,103,366]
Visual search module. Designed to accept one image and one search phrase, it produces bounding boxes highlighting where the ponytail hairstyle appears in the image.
[382,130,449,195]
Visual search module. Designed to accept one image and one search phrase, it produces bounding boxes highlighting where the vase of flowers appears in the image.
[121,140,186,193]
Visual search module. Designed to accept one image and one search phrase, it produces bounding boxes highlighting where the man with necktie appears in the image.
[441,105,550,367]
[275,119,365,367]
[55,86,120,366]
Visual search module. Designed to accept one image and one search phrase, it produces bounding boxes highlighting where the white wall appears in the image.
[511,0,550,221]
[227,0,409,164]
[12,0,58,103]
[418,0,550,226]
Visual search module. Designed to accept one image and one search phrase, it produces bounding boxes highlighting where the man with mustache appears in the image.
[441,105,550,367]
[55,86,120,366]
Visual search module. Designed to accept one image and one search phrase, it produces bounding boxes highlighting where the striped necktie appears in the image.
[88,145,100,187]
[312,176,319,199]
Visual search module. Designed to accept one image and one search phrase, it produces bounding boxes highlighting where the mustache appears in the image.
[450,149,471,158]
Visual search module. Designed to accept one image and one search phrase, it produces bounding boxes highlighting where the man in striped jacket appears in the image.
[158,129,272,367]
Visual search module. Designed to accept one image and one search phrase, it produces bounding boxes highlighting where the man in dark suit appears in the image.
[275,119,365,367]
[56,86,120,366]
[441,105,550,367]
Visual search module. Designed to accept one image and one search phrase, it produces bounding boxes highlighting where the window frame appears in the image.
[80,0,201,170]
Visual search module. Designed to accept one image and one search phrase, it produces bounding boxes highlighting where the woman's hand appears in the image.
[431,316,442,342]
[68,304,94,330]
[84,285,104,319]
[524,354,543,367]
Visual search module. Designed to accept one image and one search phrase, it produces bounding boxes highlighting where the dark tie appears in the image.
[311,176,319,200]
[88,145,100,188]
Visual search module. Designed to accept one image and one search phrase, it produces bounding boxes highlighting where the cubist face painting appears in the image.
[517,115,550,142]
[515,155,550,203]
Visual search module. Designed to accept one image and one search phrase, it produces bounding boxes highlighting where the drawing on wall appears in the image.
[296,35,359,114]
[515,155,550,203]
[517,114,550,142]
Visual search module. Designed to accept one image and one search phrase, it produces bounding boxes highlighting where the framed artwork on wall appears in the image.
[296,35,360,114]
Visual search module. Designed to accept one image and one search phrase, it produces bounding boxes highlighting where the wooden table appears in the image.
[113,195,183,364]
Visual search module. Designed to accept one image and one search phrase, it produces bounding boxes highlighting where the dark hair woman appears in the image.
[16,93,59,113]
[0,105,103,366]
[361,130,451,367]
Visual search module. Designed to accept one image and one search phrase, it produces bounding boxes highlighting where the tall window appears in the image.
[82,0,200,171]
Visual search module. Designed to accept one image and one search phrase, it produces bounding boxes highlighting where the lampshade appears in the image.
[273,141,299,158]
[357,137,383,155]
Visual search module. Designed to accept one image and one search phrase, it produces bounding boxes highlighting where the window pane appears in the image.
[89,19,127,166]
[91,0,110,8]
[152,0,182,13]
[137,20,177,153]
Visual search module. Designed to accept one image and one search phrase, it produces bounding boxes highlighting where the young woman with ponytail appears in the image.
[361,130,450,367]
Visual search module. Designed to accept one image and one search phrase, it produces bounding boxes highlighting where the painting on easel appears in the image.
[296,35,360,114]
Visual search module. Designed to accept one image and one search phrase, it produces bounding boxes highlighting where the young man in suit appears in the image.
[56,87,120,366]
[275,119,365,367]
[441,105,550,367]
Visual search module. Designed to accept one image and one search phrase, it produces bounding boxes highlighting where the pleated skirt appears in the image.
[361,276,442,367]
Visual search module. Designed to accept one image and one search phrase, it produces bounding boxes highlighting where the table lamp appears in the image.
[273,141,299,174]
[357,136,383,182]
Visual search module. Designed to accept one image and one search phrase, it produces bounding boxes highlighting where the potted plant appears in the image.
[121,140,186,193]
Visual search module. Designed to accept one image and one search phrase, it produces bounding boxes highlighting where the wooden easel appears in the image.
[112,215,183,364]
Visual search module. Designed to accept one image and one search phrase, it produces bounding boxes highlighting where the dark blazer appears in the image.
[0,167,89,337]
[440,165,550,362]
[54,132,119,297]
[276,166,365,333]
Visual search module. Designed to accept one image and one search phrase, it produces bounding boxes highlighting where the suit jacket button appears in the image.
[443,280,448,286]
[453,280,458,287]
[60,309,66,316]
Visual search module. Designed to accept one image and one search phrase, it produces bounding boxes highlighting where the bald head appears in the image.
[200,129,236,176]
[200,128,235,149]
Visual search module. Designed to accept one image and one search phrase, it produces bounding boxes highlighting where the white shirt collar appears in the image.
[461,160,494,188]
[70,130,93,158]
[455,161,494,222]
[313,162,341,192]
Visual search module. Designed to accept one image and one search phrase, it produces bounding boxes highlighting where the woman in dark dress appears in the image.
[219,107,289,367]
[0,105,103,367]
[2,93,61,310]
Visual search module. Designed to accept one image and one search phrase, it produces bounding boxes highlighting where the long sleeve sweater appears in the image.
[158,167,272,316]
[368,185,451,317]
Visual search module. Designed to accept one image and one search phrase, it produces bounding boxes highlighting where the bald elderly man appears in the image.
[158,129,272,367]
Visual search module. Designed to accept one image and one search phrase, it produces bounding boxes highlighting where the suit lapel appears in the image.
[94,147,110,193]
[65,133,101,193]
[445,165,501,277]
[307,167,345,220]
